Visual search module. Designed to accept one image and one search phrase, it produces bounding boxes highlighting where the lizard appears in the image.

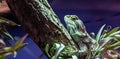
[64,15,92,44]
[64,15,95,56]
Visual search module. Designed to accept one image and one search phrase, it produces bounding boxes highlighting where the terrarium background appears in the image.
[5,0,120,59]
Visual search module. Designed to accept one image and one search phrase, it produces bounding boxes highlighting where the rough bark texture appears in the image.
[6,0,74,53]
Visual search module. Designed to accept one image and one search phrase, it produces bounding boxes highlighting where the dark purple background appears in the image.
[6,0,120,59]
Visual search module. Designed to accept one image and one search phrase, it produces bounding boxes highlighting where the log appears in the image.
[5,0,75,54]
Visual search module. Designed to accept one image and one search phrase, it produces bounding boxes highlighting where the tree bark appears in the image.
[5,0,75,54]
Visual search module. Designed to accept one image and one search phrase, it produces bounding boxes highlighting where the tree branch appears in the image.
[6,0,75,54]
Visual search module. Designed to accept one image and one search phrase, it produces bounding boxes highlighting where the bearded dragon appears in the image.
[64,15,87,54]
[64,15,96,55]
[64,15,88,44]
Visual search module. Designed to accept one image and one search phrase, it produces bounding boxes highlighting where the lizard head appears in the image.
[64,15,79,27]
[64,15,79,21]
[64,15,86,33]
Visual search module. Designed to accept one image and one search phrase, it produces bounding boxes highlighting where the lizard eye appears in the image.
[72,17,77,20]
[71,15,78,20]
